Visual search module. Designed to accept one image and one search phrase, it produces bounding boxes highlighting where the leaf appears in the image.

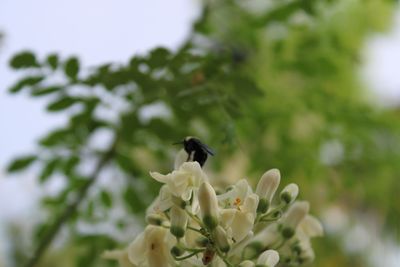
[46,54,59,70]
[39,129,70,147]
[7,155,36,172]
[100,191,112,208]
[147,47,170,68]
[64,57,80,80]
[39,159,59,183]
[46,97,79,112]
[9,51,38,69]
[123,186,145,214]
[9,76,44,93]
[115,151,135,173]
[31,86,62,97]
[62,156,80,175]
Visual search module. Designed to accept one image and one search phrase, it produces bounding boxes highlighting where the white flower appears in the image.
[214,225,230,252]
[218,180,259,243]
[102,249,136,267]
[146,185,173,214]
[297,215,324,238]
[218,179,253,208]
[280,201,310,239]
[248,223,281,252]
[255,169,281,213]
[238,260,255,267]
[127,225,176,267]
[150,161,208,201]
[221,195,259,243]
[280,183,299,204]
[198,182,219,230]
[256,249,279,267]
[170,205,188,238]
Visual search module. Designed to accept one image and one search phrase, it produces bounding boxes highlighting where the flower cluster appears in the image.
[103,155,323,267]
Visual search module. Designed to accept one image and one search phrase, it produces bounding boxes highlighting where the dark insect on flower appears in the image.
[174,137,215,167]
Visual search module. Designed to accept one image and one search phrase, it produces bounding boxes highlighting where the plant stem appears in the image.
[24,143,116,267]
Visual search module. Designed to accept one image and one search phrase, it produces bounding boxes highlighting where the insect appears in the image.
[174,137,215,167]
[202,246,216,265]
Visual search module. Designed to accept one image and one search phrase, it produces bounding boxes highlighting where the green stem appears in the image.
[173,250,204,261]
[186,210,203,227]
[216,249,233,267]
[187,225,203,234]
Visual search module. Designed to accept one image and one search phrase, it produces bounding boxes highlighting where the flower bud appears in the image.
[214,225,230,253]
[298,215,324,238]
[243,242,264,260]
[256,169,280,213]
[198,182,219,230]
[256,250,279,267]
[299,246,315,264]
[280,183,299,204]
[280,201,309,239]
[170,205,188,238]
[170,246,184,257]
[238,260,255,267]
[146,214,165,226]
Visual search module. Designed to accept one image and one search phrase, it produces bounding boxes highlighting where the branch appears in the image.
[24,143,116,267]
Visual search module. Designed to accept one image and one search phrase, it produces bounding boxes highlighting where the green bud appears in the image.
[281,227,295,239]
[243,242,264,259]
[170,225,185,238]
[257,198,269,214]
[280,183,299,204]
[203,215,218,230]
[195,236,210,247]
[170,246,184,257]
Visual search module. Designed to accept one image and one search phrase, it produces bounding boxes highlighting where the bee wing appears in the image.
[200,142,215,156]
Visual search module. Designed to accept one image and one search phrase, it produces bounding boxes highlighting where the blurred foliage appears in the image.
[5,0,400,266]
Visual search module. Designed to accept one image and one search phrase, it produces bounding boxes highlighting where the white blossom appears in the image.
[256,249,280,267]
[104,162,321,267]
[127,225,176,267]
[280,201,310,238]
[150,161,207,201]
[280,183,299,204]
[198,182,219,230]
[255,169,281,213]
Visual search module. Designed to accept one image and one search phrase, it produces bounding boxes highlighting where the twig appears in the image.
[24,143,116,267]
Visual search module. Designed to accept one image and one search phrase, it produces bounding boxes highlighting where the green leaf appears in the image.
[9,51,38,69]
[7,155,36,172]
[46,54,59,70]
[147,47,170,68]
[39,129,70,147]
[115,152,135,173]
[100,191,112,208]
[123,186,145,214]
[46,97,79,112]
[39,159,59,183]
[62,156,80,175]
[64,57,80,80]
[9,76,44,93]
[31,86,62,97]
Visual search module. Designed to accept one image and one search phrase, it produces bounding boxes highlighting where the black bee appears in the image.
[174,137,214,167]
